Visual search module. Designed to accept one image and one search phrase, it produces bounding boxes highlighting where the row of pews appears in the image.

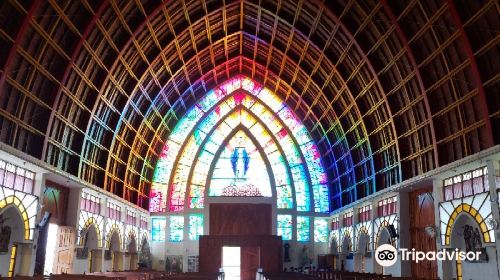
[0,271,224,280]
[258,271,439,280]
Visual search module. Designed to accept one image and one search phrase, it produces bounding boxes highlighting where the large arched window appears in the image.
[150,76,329,213]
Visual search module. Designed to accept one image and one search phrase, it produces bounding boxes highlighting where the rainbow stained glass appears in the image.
[189,108,293,209]
[152,218,166,242]
[149,182,168,212]
[150,76,329,213]
[314,218,328,242]
[210,130,272,197]
[188,214,204,240]
[169,216,184,242]
[297,216,310,242]
[277,214,293,241]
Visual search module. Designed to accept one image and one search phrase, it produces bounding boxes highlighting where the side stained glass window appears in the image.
[277,214,293,241]
[152,218,166,242]
[169,216,184,242]
[314,218,328,242]
[297,216,310,242]
[188,214,204,240]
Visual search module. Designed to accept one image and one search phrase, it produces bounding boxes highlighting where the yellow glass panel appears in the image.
[475,214,484,224]
[457,257,462,280]
[446,225,452,236]
[9,245,17,276]
[463,204,470,213]
[6,196,13,204]
[446,236,450,245]
[480,222,488,234]
[22,212,28,221]
[0,200,6,209]
[13,198,20,206]
[470,208,477,217]
[484,233,490,243]
[456,205,463,213]
[450,211,458,221]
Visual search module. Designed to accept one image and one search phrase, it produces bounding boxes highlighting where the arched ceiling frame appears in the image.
[0,0,497,210]
[115,0,402,207]
[103,1,396,208]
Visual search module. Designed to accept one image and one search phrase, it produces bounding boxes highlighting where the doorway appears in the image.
[241,246,260,280]
[409,188,437,279]
[43,224,58,275]
[222,247,241,280]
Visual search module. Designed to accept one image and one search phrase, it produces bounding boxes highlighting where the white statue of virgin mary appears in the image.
[230,134,250,180]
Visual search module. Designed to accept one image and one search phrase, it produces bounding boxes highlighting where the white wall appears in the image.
[462,247,498,280]
[345,256,354,272]
[282,241,328,270]
[102,258,112,272]
[151,241,166,271]
[150,239,328,272]
[72,258,88,274]
[123,254,130,270]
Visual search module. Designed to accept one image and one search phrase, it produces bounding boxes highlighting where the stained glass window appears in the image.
[0,188,38,240]
[188,214,204,240]
[277,214,292,241]
[152,218,166,242]
[140,216,148,229]
[297,216,310,242]
[169,216,184,242]
[314,218,328,242]
[189,109,294,209]
[151,76,329,213]
[210,130,272,197]
[80,192,100,214]
[0,159,34,194]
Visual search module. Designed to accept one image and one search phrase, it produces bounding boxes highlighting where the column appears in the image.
[398,191,411,277]
[432,178,450,279]
[487,160,500,279]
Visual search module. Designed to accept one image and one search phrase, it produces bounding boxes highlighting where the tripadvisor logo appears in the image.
[375,244,398,267]
[375,244,482,267]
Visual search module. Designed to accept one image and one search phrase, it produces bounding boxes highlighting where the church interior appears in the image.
[0,0,499,279]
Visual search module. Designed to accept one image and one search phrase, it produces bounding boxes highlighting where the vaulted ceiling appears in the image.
[0,0,498,210]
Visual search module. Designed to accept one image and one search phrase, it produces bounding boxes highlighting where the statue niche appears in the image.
[76,229,89,259]
[138,238,152,269]
[463,224,488,262]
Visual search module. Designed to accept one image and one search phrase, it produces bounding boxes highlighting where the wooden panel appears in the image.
[409,187,437,279]
[53,226,76,274]
[209,204,271,235]
[199,235,281,273]
[241,246,259,280]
